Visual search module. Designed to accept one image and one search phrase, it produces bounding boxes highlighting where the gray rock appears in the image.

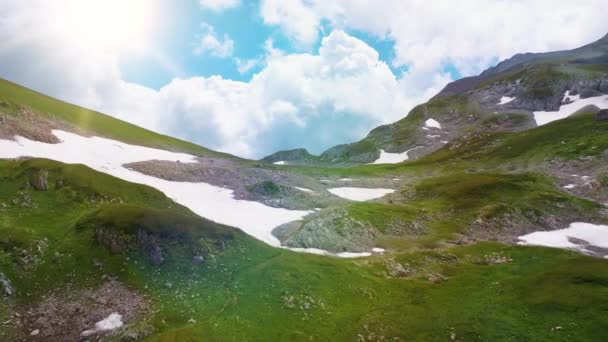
[0,272,15,296]
[30,169,48,191]
[599,80,608,94]
[597,109,608,121]
[580,88,602,99]
[192,255,204,264]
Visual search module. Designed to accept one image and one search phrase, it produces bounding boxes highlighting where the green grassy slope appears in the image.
[1,159,607,341]
[0,78,234,158]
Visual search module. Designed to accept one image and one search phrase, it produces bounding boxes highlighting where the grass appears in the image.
[0,78,233,158]
[1,159,607,341]
[2,74,608,340]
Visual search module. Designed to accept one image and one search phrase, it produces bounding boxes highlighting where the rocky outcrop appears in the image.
[29,169,48,191]
[95,228,167,266]
[276,209,378,252]
[597,109,608,121]
[261,148,317,164]
[319,142,380,164]
[1,272,15,296]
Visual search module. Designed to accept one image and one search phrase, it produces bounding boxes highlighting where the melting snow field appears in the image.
[273,160,286,165]
[81,313,123,337]
[497,96,516,105]
[533,93,608,126]
[425,118,442,129]
[328,187,395,201]
[369,147,422,164]
[295,187,313,193]
[0,131,311,247]
[518,222,608,257]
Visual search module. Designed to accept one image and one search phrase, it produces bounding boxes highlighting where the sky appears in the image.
[0,0,607,159]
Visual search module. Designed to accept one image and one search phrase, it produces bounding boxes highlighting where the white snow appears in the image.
[497,96,516,105]
[295,187,313,193]
[562,184,577,189]
[81,313,123,337]
[0,131,311,247]
[288,247,372,258]
[562,90,580,103]
[327,187,394,201]
[533,94,608,126]
[518,222,608,256]
[369,146,422,165]
[338,178,356,181]
[273,160,286,165]
[425,118,442,129]
[372,247,385,253]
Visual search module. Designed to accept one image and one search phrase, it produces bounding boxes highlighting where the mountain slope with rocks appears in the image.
[262,33,608,165]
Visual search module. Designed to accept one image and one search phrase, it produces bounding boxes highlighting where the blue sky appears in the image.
[1,0,606,158]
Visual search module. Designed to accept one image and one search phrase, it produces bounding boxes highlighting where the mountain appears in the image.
[1,35,608,341]
[263,33,608,165]
[260,148,318,165]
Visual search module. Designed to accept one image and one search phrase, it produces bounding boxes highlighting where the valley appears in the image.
[1,34,608,341]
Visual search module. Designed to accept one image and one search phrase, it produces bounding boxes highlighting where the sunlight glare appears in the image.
[63,0,156,52]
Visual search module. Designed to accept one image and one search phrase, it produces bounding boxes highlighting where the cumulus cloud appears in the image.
[194,23,234,58]
[199,0,241,12]
[158,31,416,157]
[234,57,261,74]
[0,1,419,158]
[260,0,608,81]
[260,0,321,48]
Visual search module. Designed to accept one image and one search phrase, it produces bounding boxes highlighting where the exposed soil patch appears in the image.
[0,106,76,144]
[13,280,150,341]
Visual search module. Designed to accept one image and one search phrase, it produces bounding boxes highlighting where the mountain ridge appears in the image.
[261,32,608,165]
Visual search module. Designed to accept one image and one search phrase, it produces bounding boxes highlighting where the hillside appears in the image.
[262,33,608,165]
[1,35,608,341]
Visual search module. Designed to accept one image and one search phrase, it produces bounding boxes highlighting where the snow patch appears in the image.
[533,94,608,126]
[562,184,577,189]
[81,313,123,337]
[518,222,608,255]
[369,146,422,165]
[295,187,313,193]
[338,178,357,181]
[328,187,394,201]
[497,96,515,105]
[372,247,385,253]
[273,161,286,165]
[425,118,442,129]
[0,131,311,247]
[562,90,580,103]
[288,247,372,258]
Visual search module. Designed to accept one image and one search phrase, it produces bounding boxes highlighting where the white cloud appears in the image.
[0,2,419,159]
[235,57,261,74]
[158,30,415,157]
[260,0,321,48]
[260,0,608,80]
[194,23,234,58]
[199,0,241,12]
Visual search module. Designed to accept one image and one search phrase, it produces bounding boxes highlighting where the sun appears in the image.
[62,0,157,52]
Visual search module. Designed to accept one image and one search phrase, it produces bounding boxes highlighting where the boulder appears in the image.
[0,272,15,296]
[597,109,608,122]
[30,169,48,191]
[580,88,602,99]
[192,255,204,264]
[599,80,608,94]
